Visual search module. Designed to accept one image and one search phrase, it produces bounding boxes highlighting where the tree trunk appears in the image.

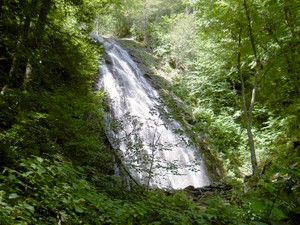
[243,0,260,176]
[35,0,52,47]
[4,16,31,90]
[1,0,40,92]
[23,0,52,89]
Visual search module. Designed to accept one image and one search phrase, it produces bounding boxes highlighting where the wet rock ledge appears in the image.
[184,182,231,201]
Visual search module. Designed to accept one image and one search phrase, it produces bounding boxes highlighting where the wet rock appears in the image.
[184,185,195,191]
[103,53,112,64]
[184,182,232,201]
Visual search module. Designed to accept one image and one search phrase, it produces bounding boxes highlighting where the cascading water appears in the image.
[92,34,210,189]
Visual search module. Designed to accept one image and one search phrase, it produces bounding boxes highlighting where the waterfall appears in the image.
[93,34,210,189]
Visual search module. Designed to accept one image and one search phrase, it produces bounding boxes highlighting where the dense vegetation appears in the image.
[1,0,299,224]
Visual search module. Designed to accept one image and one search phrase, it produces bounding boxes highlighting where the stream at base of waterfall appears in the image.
[92,34,210,189]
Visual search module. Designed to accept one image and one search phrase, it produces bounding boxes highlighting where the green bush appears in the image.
[0,155,218,225]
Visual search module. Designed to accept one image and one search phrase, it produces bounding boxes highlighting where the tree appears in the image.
[0,0,110,169]
[186,0,300,177]
[0,0,109,91]
[240,0,261,176]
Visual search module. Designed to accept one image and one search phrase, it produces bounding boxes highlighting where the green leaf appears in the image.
[8,193,19,199]
[74,205,85,213]
[35,157,44,163]
[23,202,34,212]
[62,198,71,204]
[8,174,16,181]
[251,199,267,211]
[22,171,34,177]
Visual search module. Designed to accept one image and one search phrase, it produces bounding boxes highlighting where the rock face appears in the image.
[184,182,231,201]
[116,40,225,182]
[96,37,211,189]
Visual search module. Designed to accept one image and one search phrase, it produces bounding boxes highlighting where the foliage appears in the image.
[152,13,198,69]
[99,0,300,223]
[0,0,110,166]
[1,0,300,224]
[185,165,299,225]
[153,0,300,177]
[0,155,219,225]
[95,0,190,44]
[0,155,106,224]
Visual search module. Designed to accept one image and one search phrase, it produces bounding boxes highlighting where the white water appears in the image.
[93,35,210,189]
